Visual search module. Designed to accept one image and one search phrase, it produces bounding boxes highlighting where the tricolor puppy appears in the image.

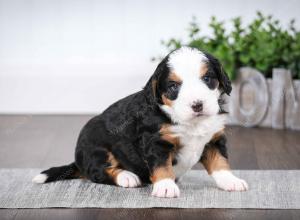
[33,47,248,198]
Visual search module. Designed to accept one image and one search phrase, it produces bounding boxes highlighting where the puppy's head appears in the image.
[145,47,231,123]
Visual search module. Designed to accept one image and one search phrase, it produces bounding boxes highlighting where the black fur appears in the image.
[38,48,231,185]
[203,52,232,95]
[41,162,79,183]
[201,135,228,164]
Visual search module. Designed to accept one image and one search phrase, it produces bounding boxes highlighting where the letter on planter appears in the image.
[231,67,269,127]
[272,69,300,130]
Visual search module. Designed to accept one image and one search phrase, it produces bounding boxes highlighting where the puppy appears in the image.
[33,47,248,198]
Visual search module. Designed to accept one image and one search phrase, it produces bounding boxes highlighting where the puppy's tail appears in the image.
[32,162,81,184]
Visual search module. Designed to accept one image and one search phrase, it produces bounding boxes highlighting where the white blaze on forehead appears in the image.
[167,47,208,79]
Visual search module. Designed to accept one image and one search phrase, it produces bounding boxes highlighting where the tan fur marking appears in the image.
[169,72,182,83]
[211,129,225,142]
[201,148,230,175]
[162,94,173,107]
[150,154,175,183]
[151,79,157,98]
[200,63,208,77]
[160,124,180,147]
[160,72,181,107]
[105,152,122,182]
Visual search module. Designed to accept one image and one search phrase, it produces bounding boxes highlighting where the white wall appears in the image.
[1,0,300,114]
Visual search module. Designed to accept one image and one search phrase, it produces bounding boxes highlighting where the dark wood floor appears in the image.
[0,115,300,220]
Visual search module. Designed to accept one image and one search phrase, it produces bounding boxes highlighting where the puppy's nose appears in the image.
[191,101,203,113]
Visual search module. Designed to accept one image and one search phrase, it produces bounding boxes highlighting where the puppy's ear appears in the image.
[205,53,232,95]
[218,66,232,95]
[144,57,169,103]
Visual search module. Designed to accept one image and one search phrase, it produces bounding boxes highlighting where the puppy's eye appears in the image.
[167,81,180,92]
[165,81,181,100]
[202,75,219,90]
[203,75,211,84]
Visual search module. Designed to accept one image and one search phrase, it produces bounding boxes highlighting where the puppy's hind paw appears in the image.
[116,170,141,188]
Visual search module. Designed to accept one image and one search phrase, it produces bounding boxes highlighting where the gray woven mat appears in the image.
[0,169,299,209]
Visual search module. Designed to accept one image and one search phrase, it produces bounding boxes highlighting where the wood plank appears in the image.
[253,127,300,169]
[225,126,259,169]
[0,209,299,220]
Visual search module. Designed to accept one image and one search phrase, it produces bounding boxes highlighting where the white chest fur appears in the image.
[171,114,226,179]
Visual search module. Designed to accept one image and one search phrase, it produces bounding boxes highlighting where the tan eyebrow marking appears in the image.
[169,72,182,83]
[200,63,208,77]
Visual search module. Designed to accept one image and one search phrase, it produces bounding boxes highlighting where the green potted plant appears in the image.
[156,11,300,80]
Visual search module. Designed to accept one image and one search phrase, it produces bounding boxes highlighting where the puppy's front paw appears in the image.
[212,170,249,191]
[151,178,180,198]
[116,170,141,188]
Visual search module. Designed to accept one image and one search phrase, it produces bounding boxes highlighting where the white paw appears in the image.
[116,170,141,188]
[212,170,249,191]
[32,174,48,184]
[151,178,180,198]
